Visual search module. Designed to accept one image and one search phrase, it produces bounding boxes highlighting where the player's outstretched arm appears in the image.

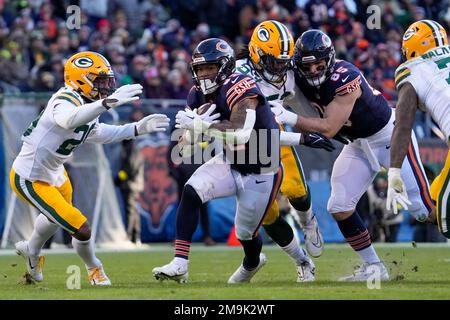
[386,82,417,214]
[280,131,335,151]
[53,84,143,130]
[271,88,360,139]
[85,113,170,144]
[135,114,170,135]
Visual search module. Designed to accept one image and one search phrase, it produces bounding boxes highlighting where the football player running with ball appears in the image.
[272,30,434,281]
[388,20,450,239]
[153,38,284,284]
[11,51,169,285]
[234,20,335,282]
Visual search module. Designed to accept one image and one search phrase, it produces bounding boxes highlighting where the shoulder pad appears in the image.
[54,88,83,107]
[394,64,412,90]
[222,74,259,110]
[328,61,363,96]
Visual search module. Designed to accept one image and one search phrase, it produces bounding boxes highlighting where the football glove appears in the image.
[175,104,220,132]
[386,168,412,214]
[301,132,335,152]
[102,84,143,109]
[270,101,298,127]
[135,114,170,135]
[333,133,354,145]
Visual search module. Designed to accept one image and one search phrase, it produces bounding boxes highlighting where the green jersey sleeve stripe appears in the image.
[395,73,411,89]
[55,96,78,106]
[63,91,83,105]
[395,66,408,77]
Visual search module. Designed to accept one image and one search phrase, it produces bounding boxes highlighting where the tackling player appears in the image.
[11,51,170,285]
[272,30,434,281]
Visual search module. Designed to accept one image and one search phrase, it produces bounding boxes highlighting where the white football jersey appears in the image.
[12,87,134,186]
[235,58,295,104]
[395,45,450,140]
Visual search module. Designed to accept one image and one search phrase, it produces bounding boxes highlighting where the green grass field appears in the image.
[0,243,449,300]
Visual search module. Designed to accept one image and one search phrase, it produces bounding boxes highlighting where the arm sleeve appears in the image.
[53,99,106,130]
[280,131,301,146]
[85,122,136,144]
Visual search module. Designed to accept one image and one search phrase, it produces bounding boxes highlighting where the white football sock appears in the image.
[357,245,380,264]
[297,207,313,228]
[28,214,58,256]
[72,238,101,269]
[281,236,309,265]
[174,257,189,268]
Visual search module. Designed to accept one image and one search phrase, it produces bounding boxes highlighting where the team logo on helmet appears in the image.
[73,57,94,68]
[216,41,229,53]
[257,27,270,42]
[403,27,416,41]
[322,34,332,47]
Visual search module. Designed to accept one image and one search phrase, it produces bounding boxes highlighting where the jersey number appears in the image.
[56,124,95,156]
[435,57,450,84]
[237,65,251,75]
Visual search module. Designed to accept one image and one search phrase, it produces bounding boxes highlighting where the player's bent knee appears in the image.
[182,183,203,205]
[327,195,356,219]
[73,222,91,241]
[235,226,253,241]
[331,210,354,221]
[185,178,209,203]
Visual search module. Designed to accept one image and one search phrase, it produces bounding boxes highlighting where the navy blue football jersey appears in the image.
[295,60,392,139]
[187,73,280,175]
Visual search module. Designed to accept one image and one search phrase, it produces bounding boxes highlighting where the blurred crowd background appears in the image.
[0,0,448,245]
[1,0,450,102]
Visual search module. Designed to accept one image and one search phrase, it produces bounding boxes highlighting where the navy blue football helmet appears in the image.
[293,30,336,87]
[190,38,236,95]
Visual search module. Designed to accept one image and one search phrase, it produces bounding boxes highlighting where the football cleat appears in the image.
[15,240,45,282]
[297,255,316,282]
[153,260,189,283]
[87,265,111,286]
[338,262,390,282]
[228,253,267,284]
[299,213,324,258]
